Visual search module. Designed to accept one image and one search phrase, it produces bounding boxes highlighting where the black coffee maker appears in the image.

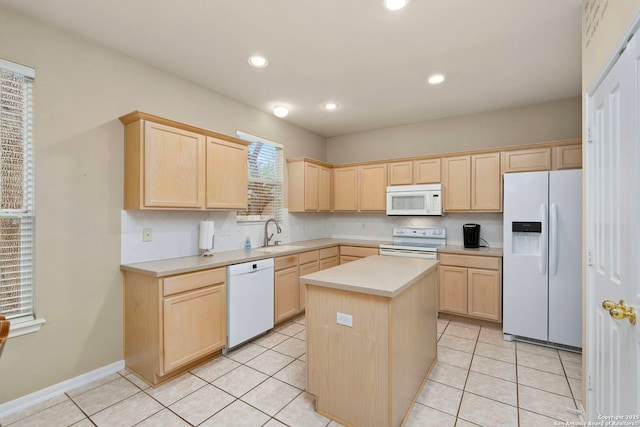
[463,224,481,248]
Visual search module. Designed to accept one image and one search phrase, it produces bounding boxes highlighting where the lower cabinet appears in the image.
[274,254,301,324]
[438,253,502,322]
[339,245,379,264]
[123,268,226,386]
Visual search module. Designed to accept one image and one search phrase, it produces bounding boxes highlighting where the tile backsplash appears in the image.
[121,209,503,264]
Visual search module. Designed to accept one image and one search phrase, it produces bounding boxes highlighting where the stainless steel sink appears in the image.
[260,245,305,253]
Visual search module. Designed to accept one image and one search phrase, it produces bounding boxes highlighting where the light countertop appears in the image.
[299,255,439,298]
[438,245,503,257]
[120,238,389,277]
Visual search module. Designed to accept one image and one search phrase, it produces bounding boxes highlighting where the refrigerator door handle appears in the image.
[540,203,547,275]
[550,203,558,276]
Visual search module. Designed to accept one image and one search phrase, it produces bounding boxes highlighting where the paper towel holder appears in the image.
[199,220,215,257]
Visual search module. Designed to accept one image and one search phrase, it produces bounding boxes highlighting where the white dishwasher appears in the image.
[226,258,274,350]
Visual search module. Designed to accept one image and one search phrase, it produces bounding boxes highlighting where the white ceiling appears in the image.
[2,0,583,138]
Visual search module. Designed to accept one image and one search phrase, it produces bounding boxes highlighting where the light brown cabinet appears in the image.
[359,164,387,211]
[333,164,387,211]
[274,254,301,324]
[287,159,332,212]
[442,153,501,212]
[123,267,226,385]
[333,166,359,211]
[438,253,502,322]
[501,147,551,174]
[206,137,248,209]
[299,247,340,310]
[339,245,379,264]
[388,159,441,186]
[552,144,582,170]
[120,111,249,210]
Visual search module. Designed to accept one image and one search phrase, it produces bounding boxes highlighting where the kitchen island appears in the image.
[300,255,439,427]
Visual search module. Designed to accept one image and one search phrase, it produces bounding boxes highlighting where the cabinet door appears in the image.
[439,266,468,315]
[275,266,300,323]
[163,284,226,374]
[471,152,502,211]
[144,121,205,208]
[319,256,339,270]
[414,159,441,184]
[206,137,248,209]
[299,261,319,311]
[442,156,470,211]
[359,164,387,211]
[318,166,332,211]
[467,268,501,321]
[501,148,551,173]
[333,167,358,211]
[388,161,413,186]
[304,162,320,211]
[552,144,582,170]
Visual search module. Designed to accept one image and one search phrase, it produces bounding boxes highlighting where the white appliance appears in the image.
[503,170,582,348]
[386,184,443,216]
[379,226,446,259]
[226,258,274,350]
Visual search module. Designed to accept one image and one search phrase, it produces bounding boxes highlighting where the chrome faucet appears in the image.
[263,218,282,247]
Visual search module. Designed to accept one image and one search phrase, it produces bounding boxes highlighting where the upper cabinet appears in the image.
[443,153,501,212]
[388,158,441,186]
[358,164,387,211]
[501,147,551,174]
[120,112,249,210]
[333,164,387,211]
[287,158,332,212]
[552,144,582,170]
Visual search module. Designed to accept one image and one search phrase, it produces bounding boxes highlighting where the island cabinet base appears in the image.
[306,268,438,427]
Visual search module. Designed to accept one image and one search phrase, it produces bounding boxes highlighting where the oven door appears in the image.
[379,248,437,259]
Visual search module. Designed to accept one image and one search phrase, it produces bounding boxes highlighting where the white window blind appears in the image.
[235,131,283,222]
[0,59,35,323]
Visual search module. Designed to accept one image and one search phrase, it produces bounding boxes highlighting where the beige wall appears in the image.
[582,0,640,88]
[326,97,582,165]
[0,5,324,404]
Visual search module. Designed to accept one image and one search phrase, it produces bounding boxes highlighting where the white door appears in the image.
[586,31,640,420]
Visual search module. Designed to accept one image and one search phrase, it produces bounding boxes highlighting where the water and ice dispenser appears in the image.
[511,222,542,255]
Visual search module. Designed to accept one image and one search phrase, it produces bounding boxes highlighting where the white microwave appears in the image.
[386,184,443,216]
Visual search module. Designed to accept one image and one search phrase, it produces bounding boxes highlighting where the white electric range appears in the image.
[379,226,446,259]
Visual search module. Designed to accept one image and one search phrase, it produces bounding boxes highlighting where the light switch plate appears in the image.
[336,312,353,327]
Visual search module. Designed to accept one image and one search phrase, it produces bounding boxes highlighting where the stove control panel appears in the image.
[392,226,446,238]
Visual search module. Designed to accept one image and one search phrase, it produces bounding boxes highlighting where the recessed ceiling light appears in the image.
[322,102,339,111]
[273,106,289,118]
[428,73,446,85]
[248,56,268,68]
[384,0,409,11]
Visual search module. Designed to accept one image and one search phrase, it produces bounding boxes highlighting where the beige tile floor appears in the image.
[1,315,584,427]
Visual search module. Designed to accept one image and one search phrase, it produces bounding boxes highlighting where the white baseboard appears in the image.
[0,360,125,418]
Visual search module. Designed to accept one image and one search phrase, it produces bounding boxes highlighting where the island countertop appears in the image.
[299,255,439,298]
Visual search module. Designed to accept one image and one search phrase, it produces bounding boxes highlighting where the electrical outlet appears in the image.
[142,227,152,242]
[336,312,353,327]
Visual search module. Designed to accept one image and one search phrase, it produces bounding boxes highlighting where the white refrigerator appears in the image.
[503,170,582,348]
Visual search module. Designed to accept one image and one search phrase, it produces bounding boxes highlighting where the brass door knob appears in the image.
[602,299,637,325]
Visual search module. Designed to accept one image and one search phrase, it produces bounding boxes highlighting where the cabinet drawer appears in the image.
[275,254,299,271]
[438,253,501,270]
[339,246,379,258]
[319,246,339,259]
[299,250,319,265]
[163,268,226,296]
[319,256,339,270]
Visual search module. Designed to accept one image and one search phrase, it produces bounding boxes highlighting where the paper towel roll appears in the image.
[199,220,215,251]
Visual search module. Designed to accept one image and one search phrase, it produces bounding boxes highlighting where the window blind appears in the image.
[0,59,35,323]
[236,132,283,222]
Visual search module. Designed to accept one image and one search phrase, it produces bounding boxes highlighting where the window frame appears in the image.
[235,131,284,224]
[0,58,43,337]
